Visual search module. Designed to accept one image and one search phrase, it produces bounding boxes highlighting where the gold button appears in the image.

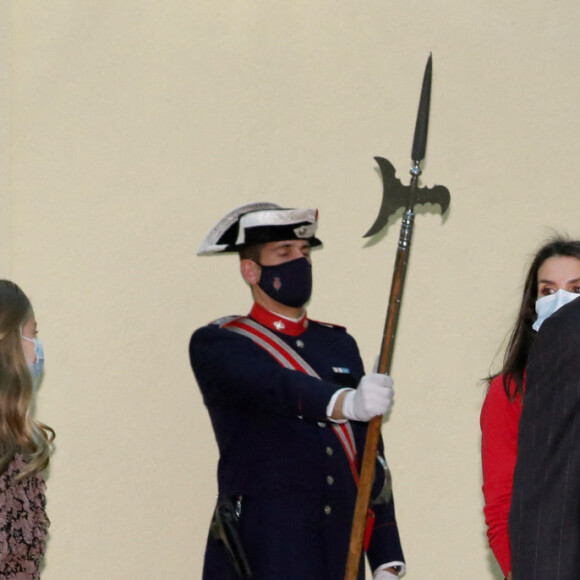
[326,476,334,485]
[326,447,333,456]
[324,505,332,515]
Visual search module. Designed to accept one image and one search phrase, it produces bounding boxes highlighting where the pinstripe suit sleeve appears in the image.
[510,297,580,580]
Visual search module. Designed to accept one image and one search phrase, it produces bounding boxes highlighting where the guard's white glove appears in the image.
[373,569,400,579]
[342,373,394,422]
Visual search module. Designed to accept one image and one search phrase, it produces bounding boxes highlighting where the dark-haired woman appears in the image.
[481,237,580,580]
[0,280,54,578]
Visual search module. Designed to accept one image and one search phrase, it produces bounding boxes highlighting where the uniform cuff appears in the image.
[373,561,406,577]
[326,388,353,422]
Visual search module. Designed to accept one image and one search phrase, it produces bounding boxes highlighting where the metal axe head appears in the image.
[363,160,450,238]
[363,54,450,238]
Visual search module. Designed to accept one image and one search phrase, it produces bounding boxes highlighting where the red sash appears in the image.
[222,315,375,550]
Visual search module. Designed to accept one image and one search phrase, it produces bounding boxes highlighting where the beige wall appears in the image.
[0,1,11,274]
[5,1,580,578]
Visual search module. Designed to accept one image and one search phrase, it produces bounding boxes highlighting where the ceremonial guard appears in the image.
[190,202,405,580]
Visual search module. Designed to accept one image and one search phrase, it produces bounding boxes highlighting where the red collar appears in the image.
[249,303,308,336]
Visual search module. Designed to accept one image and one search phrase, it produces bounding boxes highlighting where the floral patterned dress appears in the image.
[0,454,49,579]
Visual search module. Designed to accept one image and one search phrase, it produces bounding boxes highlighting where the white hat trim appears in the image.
[197,202,281,256]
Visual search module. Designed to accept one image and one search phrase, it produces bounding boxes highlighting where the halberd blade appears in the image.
[415,183,450,215]
[411,54,432,163]
[363,157,409,238]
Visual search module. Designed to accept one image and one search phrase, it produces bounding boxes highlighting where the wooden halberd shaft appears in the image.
[344,187,416,580]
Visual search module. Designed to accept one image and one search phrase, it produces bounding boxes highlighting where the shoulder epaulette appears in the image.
[210,315,243,327]
[309,319,347,332]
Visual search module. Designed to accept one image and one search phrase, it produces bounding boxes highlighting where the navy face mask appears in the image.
[257,257,312,308]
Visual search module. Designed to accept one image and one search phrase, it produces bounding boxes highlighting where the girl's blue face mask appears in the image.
[21,336,45,380]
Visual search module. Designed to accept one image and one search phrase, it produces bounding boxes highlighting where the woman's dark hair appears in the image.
[492,235,580,400]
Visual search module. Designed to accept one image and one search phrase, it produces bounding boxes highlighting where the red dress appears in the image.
[480,374,523,578]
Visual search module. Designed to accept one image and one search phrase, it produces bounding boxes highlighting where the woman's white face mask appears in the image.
[533,289,580,331]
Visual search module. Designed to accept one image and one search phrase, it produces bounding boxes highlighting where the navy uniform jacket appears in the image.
[190,303,404,580]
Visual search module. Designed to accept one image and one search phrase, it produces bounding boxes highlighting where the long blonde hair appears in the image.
[0,280,54,480]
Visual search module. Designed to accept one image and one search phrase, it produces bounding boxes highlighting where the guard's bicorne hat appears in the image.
[197,202,322,256]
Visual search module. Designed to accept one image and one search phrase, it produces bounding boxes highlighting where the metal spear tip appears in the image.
[411,54,432,163]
